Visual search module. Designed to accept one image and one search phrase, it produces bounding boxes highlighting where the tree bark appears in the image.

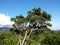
[24,30,33,45]
[21,30,28,45]
[17,30,33,45]
[27,30,33,40]
[17,35,22,45]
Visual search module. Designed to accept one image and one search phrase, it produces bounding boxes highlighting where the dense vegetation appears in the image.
[0,7,60,45]
[0,31,60,45]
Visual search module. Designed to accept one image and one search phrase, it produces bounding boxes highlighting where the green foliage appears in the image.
[27,7,51,23]
[0,31,60,45]
[0,33,18,45]
[26,31,60,45]
[11,7,52,31]
[41,31,60,45]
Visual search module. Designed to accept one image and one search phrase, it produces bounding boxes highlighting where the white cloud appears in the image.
[0,13,14,27]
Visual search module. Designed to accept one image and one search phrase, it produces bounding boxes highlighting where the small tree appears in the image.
[11,7,52,45]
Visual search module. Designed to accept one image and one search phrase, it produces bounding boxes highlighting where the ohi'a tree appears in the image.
[10,7,52,45]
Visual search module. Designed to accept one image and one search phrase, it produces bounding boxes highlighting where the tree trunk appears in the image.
[17,34,22,45]
[24,30,33,45]
[27,30,33,40]
[17,30,33,45]
[21,30,28,45]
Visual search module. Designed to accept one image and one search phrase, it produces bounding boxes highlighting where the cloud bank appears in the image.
[0,13,14,28]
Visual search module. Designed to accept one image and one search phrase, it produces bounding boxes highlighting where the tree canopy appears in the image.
[10,7,52,45]
[11,7,52,31]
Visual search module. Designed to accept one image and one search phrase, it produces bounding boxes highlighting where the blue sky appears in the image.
[0,0,60,30]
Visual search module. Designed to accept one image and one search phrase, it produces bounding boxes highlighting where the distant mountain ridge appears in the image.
[56,30,60,32]
[0,25,11,33]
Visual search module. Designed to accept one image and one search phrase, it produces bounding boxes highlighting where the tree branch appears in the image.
[17,34,22,45]
[24,30,33,45]
[27,29,33,40]
[21,30,28,45]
